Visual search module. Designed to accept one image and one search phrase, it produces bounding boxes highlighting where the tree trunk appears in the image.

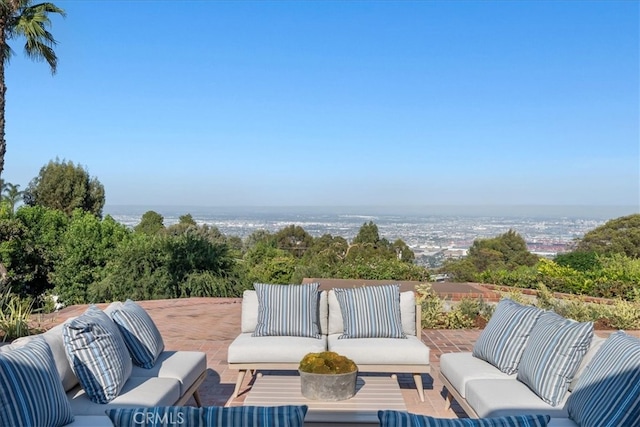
[0,16,6,182]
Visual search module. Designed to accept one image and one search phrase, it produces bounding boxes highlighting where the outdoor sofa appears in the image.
[438,298,640,427]
[227,283,431,402]
[0,300,207,427]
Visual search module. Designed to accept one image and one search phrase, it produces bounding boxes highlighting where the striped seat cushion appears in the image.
[63,305,133,403]
[253,283,321,338]
[377,411,550,427]
[516,311,593,406]
[203,405,308,427]
[111,299,165,369]
[567,331,640,427]
[0,336,75,427]
[334,284,406,339]
[472,299,543,374]
[106,406,203,426]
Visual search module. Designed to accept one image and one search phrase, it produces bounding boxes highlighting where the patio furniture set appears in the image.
[0,283,637,427]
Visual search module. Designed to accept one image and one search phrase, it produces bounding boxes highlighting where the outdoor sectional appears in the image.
[227,283,431,401]
[438,298,640,427]
[0,300,207,427]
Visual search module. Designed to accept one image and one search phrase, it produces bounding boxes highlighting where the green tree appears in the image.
[3,182,23,213]
[165,213,198,235]
[274,225,313,258]
[134,210,165,235]
[24,159,105,217]
[554,251,601,272]
[353,221,382,246]
[0,1,65,180]
[575,214,640,258]
[467,229,538,271]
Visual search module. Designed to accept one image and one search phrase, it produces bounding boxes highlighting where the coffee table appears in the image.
[243,374,407,425]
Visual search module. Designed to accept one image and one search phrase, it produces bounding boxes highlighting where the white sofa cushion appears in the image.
[328,290,416,336]
[516,312,593,406]
[327,334,429,365]
[568,335,605,392]
[63,305,133,404]
[110,299,165,369]
[8,321,79,392]
[253,283,321,338]
[0,337,75,427]
[334,284,405,339]
[227,333,327,364]
[131,350,206,397]
[439,352,514,398]
[472,299,543,375]
[465,379,569,419]
[567,331,640,427]
[67,376,181,416]
[242,290,328,335]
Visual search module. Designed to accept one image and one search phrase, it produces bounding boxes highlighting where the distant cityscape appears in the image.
[105,205,638,268]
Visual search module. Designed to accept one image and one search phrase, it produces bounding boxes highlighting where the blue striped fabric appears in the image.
[377,411,550,427]
[567,331,640,427]
[0,336,75,427]
[516,311,593,406]
[63,305,133,403]
[334,284,406,339]
[472,299,543,374]
[202,405,308,427]
[111,299,165,369]
[253,283,321,338]
[106,406,203,426]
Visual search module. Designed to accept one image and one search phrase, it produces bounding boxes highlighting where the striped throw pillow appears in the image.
[472,299,543,374]
[377,411,550,427]
[111,299,165,369]
[516,311,593,406]
[0,337,75,427]
[106,406,203,426]
[334,284,406,339]
[202,405,308,427]
[253,283,321,338]
[567,331,640,427]
[63,305,133,403]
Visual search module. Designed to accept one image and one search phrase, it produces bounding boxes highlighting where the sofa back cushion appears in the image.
[8,321,79,392]
[567,331,640,427]
[568,334,605,392]
[0,336,75,427]
[377,411,550,427]
[63,305,133,403]
[242,289,328,335]
[516,311,593,406]
[472,299,543,375]
[253,283,321,338]
[328,290,416,336]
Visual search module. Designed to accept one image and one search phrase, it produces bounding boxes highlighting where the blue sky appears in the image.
[4,1,639,209]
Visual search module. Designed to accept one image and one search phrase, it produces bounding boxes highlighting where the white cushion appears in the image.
[67,376,180,416]
[131,350,206,397]
[227,333,326,364]
[329,290,416,336]
[465,379,569,419]
[568,335,605,392]
[327,334,429,365]
[439,352,514,398]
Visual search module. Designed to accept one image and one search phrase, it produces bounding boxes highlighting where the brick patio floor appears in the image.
[44,297,474,418]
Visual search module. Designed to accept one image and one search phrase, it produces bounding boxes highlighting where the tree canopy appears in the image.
[575,214,640,258]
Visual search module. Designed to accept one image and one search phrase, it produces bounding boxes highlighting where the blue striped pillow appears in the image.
[516,311,593,406]
[567,331,640,427]
[472,299,543,374]
[253,283,321,338]
[63,305,133,403]
[111,299,165,369]
[377,411,550,427]
[334,284,406,339]
[0,336,74,427]
[202,405,308,427]
[106,406,203,426]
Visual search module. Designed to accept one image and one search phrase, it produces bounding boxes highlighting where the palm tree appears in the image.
[3,181,22,212]
[0,1,65,180]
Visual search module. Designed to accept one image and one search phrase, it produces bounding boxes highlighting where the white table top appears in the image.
[243,374,407,425]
